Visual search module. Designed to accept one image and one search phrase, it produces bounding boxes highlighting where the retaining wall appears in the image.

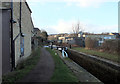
[67,49,120,84]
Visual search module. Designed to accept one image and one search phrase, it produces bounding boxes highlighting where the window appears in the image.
[20,37,24,57]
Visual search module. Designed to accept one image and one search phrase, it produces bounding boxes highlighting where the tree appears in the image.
[85,37,98,49]
[41,30,48,40]
[72,21,84,37]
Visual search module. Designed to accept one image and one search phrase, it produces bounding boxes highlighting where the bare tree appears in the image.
[41,30,48,40]
[72,21,84,37]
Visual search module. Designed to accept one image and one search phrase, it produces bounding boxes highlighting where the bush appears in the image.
[101,39,120,53]
[85,37,98,49]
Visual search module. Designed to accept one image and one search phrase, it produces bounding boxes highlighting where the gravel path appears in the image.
[18,48,55,83]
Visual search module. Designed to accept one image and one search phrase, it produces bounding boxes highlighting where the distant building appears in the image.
[109,33,120,39]
[83,33,117,46]
[58,37,66,43]
[78,31,83,37]
[33,28,41,37]
[31,28,41,50]
[54,32,119,47]
[58,36,85,47]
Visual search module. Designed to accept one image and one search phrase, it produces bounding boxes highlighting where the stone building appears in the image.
[32,28,42,50]
[0,0,34,74]
[33,28,41,37]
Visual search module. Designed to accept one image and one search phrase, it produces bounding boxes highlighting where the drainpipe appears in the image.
[19,0,24,57]
[10,0,22,70]
[11,0,15,70]
[19,1,22,35]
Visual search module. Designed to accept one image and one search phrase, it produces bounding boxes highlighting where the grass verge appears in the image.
[2,47,41,84]
[46,48,79,82]
[72,47,119,63]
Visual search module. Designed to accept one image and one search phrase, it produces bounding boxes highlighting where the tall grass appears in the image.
[46,48,79,82]
[73,47,119,63]
[2,47,41,84]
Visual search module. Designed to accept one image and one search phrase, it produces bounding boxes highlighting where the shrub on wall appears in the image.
[85,37,98,49]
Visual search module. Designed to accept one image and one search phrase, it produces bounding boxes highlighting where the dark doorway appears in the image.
[0,9,11,75]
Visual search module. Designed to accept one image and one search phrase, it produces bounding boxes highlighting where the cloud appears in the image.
[85,24,118,33]
[26,0,119,7]
[66,2,72,7]
[47,19,118,34]
[2,0,118,5]
[48,19,74,34]
[26,0,118,2]
[47,19,84,34]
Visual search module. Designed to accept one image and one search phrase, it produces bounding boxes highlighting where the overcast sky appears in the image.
[27,0,118,34]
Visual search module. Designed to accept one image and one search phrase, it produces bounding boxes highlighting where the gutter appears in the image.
[25,2,32,13]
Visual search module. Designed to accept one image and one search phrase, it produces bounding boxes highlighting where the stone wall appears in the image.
[67,49,120,83]
[0,2,11,9]
[0,1,34,66]
[13,2,33,66]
